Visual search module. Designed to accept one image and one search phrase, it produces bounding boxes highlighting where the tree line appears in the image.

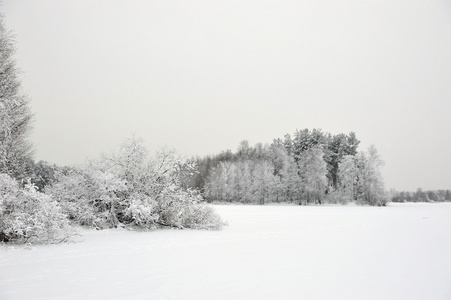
[184,129,387,206]
[391,188,451,203]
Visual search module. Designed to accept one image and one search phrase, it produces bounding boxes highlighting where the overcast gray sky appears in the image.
[3,0,451,191]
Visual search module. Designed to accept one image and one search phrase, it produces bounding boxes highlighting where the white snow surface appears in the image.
[1,203,451,300]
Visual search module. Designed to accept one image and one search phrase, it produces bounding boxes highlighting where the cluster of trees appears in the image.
[201,143,328,205]
[391,188,451,203]
[0,17,223,244]
[46,138,225,231]
[186,130,387,206]
[0,137,225,244]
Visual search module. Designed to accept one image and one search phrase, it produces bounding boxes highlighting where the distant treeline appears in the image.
[391,189,451,203]
[184,128,387,206]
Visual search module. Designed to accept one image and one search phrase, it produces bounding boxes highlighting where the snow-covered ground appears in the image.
[1,203,450,300]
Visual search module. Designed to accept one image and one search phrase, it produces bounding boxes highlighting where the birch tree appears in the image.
[337,155,357,203]
[355,145,386,206]
[298,146,328,204]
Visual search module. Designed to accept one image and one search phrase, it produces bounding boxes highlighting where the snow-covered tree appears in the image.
[336,155,357,204]
[355,145,387,206]
[281,158,302,203]
[292,129,328,161]
[236,160,253,203]
[225,163,238,201]
[283,133,293,156]
[0,17,33,180]
[297,145,328,204]
[250,161,278,204]
[236,140,252,159]
[267,143,300,203]
[326,132,360,189]
[0,174,74,244]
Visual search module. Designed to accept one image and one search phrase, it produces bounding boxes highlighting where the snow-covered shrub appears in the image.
[152,188,224,229]
[46,167,127,229]
[102,138,225,230]
[47,137,225,231]
[0,173,74,244]
[179,193,226,230]
[121,193,159,229]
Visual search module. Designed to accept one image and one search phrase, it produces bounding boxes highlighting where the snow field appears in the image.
[1,203,450,300]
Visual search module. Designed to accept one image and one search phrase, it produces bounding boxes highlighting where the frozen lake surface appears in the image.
[1,203,450,299]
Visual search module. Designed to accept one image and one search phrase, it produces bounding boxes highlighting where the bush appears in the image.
[180,199,226,230]
[154,188,226,230]
[0,173,75,244]
[46,137,226,231]
[46,168,127,229]
[121,192,159,229]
